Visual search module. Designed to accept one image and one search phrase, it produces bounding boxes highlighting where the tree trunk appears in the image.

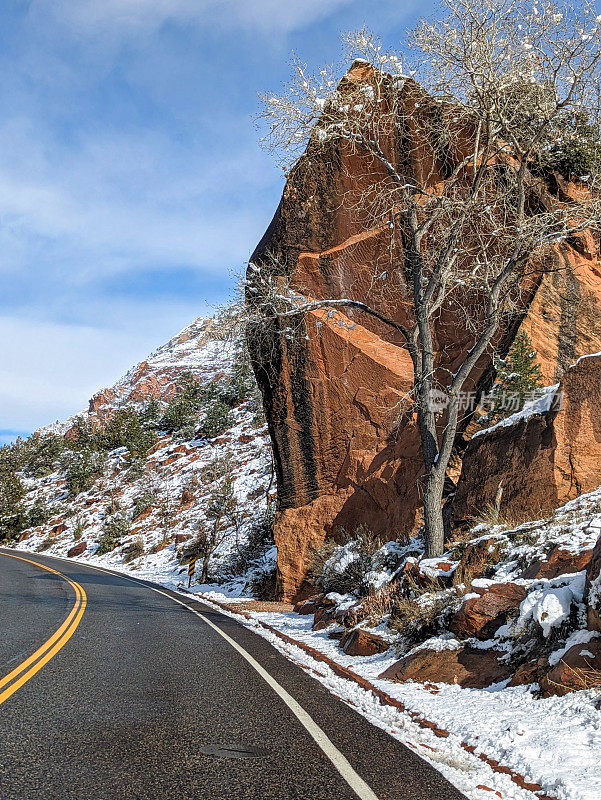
[423,472,446,558]
[201,554,211,584]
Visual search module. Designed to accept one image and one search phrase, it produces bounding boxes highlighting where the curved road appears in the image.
[0,548,465,800]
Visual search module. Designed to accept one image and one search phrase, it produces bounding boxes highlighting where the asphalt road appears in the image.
[0,548,466,800]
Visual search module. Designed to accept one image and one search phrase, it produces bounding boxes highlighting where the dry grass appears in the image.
[452,554,483,592]
[404,573,444,596]
[471,501,506,527]
[548,661,601,694]
[471,500,550,532]
[451,537,507,591]
[388,593,452,646]
[122,536,145,563]
[361,583,397,624]
[453,566,475,595]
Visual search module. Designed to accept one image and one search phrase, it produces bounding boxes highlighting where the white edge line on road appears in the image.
[14,553,379,800]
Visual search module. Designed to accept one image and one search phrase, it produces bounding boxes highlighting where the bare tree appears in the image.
[251,0,601,557]
[194,477,239,583]
[157,493,175,544]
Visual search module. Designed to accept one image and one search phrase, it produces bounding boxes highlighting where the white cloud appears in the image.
[32,0,353,37]
[0,302,212,433]
[0,0,412,437]
[0,120,276,280]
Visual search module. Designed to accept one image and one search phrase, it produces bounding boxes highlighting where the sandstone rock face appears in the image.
[67,542,87,558]
[454,355,601,526]
[249,65,601,599]
[522,545,594,580]
[88,389,116,412]
[449,583,527,640]
[520,229,601,384]
[379,646,511,688]
[539,640,601,697]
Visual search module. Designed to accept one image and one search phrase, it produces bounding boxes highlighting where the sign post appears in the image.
[188,558,197,588]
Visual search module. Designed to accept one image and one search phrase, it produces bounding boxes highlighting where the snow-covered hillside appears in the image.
[41,317,235,435]
[9,315,275,593]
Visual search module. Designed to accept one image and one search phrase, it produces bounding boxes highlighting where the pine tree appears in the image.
[543,110,601,179]
[0,471,27,542]
[482,332,544,424]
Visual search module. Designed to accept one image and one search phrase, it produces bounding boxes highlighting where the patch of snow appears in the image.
[517,585,575,637]
[363,569,391,591]
[324,591,354,606]
[247,607,601,800]
[472,383,560,439]
[324,543,360,575]
[549,630,599,666]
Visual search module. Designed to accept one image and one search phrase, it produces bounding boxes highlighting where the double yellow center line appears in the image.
[0,553,87,707]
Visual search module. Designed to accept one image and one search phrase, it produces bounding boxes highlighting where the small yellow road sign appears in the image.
[187,557,197,587]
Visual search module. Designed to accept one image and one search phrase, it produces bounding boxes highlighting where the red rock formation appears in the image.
[89,389,116,412]
[379,646,511,688]
[67,542,87,558]
[449,583,527,640]
[340,629,389,657]
[519,229,601,384]
[55,317,221,429]
[454,355,601,525]
[312,608,336,630]
[249,64,601,600]
[539,640,601,696]
[522,545,594,580]
[294,596,322,615]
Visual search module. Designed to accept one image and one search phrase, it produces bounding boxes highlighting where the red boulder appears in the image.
[67,542,87,558]
[449,583,527,640]
[340,629,389,657]
[379,646,511,688]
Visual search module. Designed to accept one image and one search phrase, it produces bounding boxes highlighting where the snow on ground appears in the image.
[13,488,601,800]
[189,592,536,800]
[12,442,601,798]
[195,486,601,800]
[237,607,601,800]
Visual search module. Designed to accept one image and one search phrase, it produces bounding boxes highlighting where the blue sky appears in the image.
[0,0,432,444]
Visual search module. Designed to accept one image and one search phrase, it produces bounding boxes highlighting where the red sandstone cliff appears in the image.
[454,354,601,525]
[248,65,601,599]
